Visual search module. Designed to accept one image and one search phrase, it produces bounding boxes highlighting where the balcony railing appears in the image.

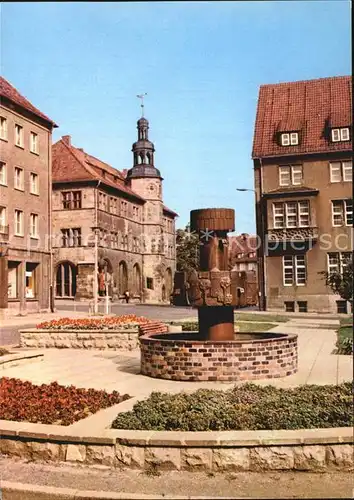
[267,226,319,242]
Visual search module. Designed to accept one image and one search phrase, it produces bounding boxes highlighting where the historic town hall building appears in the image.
[52,117,177,304]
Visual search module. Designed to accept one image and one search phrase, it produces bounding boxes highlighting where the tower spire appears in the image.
[136,93,147,117]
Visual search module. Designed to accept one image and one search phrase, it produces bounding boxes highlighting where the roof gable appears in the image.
[252,76,352,158]
[52,138,145,201]
[0,76,57,127]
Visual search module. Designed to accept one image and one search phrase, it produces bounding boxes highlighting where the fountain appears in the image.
[140,208,298,381]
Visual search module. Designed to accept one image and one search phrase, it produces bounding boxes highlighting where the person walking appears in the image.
[124,290,130,304]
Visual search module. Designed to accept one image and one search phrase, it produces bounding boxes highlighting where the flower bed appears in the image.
[0,378,130,426]
[36,315,150,330]
[112,382,353,431]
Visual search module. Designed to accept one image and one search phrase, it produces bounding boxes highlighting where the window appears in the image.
[330,161,352,182]
[0,206,7,232]
[285,202,297,228]
[273,201,310,228]
[146,277,154,290]
[331,128,350,142]
[62,191,82,209]
[283,255,306,286]
[281,132,299,146]
[56,262,77,297]
[111,232,118,249]
[30,213,39,238]
[30,132,39,154]
[61,228,82,247]
[14,210,24,236]
[336,300,348,314]
[8,261,19,298]
[284,301,295,312]
[0,161,6,185]
[132,206,140,220]
[26,263,37,298]
[121,200,128,216]
[15,124,24,147]
[30,173,39,194]
[327,252,352,274]
[331,200,353,227]
[0,116,7,140]
[109,197,117,214]
[279,165,303,186]
[298,201,310,227]
[14,167,24,190]
[273,202,285,228]
[298,301,308,313]
[98,192,108,211]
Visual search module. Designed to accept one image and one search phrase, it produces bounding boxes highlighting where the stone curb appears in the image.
[1,418,353,472]
[0,351,44,369]
[1,481,239,500]
[1,422,352,447]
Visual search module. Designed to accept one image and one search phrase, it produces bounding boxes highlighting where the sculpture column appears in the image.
[189,208,236,341]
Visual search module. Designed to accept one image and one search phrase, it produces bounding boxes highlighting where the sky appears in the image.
[1,1,351,233]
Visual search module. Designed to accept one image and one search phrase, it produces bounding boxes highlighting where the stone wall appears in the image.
[0,425,352,472]
[20,328,140,350]
[140,333,298,381]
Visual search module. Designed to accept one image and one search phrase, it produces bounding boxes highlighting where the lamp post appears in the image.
[91,227,99,315]
[236,187,263,311]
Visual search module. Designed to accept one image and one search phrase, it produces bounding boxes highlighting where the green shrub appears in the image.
[181,322,199,331]
[111,382,353,431]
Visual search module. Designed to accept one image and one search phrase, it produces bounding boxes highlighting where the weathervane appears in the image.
[136,93,147,117]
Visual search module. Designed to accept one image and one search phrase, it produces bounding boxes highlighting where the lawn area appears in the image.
[336,316,353,354]
[234,313,289,323]
[179,321,276,333]
[238,322,276,333]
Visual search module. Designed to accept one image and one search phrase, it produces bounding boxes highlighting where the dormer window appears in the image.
[331,127,350,142]
[281,132,299,146]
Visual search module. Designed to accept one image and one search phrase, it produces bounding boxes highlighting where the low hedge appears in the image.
[112,382,353,431]
[336,320,353,355]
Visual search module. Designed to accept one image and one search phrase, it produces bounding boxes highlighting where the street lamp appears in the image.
[236,187,263,311]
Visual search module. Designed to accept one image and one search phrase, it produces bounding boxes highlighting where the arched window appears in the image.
[146,152,151,164]
[138,154,144,164]
[118,261,128,295]
[132,263,141,296]
[56,262,77,297]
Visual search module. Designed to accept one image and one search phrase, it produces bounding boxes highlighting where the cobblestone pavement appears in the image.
[1,457,353,499]
[1,321,352,396]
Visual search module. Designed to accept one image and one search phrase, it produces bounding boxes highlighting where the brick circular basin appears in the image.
[140,332,298,382]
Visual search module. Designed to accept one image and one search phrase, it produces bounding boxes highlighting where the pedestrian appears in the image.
[124,290,130,304]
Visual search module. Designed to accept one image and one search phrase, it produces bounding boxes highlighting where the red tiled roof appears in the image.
[252,76,352,158]
[52,138,145,202]
[163,205,178,217]
[229,234,258,259]
[0,76,57,127]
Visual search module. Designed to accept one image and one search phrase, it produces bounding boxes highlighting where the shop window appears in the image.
[26,263,38,299]
[8,261,19,298]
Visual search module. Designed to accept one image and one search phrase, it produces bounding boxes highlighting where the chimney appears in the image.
[62,135,71,146]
